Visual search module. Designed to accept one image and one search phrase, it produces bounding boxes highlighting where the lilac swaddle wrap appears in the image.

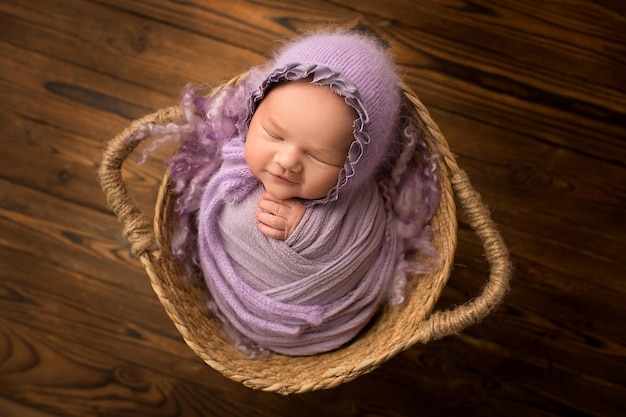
[198,137,399,355]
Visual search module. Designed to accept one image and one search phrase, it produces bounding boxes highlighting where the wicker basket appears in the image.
[99,76,511,395]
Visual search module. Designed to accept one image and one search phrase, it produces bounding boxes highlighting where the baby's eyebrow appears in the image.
[307,144,348,167]
[263,116,284,136]
[309,144,344,158]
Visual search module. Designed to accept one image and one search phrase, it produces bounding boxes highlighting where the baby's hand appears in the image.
[256,192,306,240]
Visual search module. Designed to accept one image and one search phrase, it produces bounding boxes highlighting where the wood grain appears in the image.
[1,0,624,415]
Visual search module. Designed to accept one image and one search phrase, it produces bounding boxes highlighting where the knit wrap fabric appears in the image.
[198,138,398,355]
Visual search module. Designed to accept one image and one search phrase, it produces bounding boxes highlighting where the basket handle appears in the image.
[421,168,512,341]
[99,106,183,258]
[402,83,512,343]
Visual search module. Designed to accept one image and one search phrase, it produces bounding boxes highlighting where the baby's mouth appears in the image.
[269,172,297,184]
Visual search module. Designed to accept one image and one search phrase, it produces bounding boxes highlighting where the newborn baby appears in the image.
[138,29,441,356]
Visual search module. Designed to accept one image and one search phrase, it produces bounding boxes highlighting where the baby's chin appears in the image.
[261,183,323,201]
[261,185,298,201]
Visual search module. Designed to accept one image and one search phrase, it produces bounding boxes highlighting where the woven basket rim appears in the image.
[98,76,511,395]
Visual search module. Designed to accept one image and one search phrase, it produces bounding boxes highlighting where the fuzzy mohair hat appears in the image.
[246,30,401,203]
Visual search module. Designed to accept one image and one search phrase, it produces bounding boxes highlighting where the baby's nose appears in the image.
[274,148,302,172]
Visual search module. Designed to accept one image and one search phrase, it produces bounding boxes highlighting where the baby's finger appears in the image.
[257,222,287,240]
[256,211,287,230]
[256,212,287,240]
[258,197,287,219]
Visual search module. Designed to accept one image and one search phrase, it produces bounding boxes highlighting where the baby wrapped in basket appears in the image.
[100,28,511,392]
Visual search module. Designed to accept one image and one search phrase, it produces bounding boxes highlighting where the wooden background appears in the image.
[1,0,625,416]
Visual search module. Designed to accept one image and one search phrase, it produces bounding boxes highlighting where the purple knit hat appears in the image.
[244,30,401,203]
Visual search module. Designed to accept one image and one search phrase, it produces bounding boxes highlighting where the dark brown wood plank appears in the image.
[1,0,264,95]
[0,0,625,415]
[93,0,626,163]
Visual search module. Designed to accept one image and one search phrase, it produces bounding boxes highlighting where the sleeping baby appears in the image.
[136,29,440,356]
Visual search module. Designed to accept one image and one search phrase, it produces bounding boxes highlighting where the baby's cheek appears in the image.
[244,138,261,170]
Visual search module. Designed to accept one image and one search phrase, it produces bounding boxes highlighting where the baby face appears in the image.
[245,79,356,200]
